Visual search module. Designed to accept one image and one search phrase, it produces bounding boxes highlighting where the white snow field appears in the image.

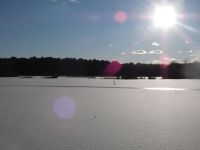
[0,77,200,150]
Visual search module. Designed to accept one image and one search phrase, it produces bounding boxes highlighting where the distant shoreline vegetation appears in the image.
[0,57,200,79]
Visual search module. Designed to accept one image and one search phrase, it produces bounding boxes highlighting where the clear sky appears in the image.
[0,0,200,63]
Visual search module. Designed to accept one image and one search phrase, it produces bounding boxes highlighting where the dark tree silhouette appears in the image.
[0,57,200,79]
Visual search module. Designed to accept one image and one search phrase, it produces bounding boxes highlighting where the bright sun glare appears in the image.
[153,5,177,29]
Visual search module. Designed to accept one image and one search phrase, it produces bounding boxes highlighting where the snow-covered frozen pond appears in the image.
[0,77,200,150]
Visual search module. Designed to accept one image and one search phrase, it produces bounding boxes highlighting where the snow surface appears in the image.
[0,77,200,150]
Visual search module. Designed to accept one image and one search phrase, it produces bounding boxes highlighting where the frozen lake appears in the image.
[0,77,200,150]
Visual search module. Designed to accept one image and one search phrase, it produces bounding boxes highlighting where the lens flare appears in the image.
[114,11,128,23]
[54,96,76,119]
[103,61,122,76]
[160,54,170,79]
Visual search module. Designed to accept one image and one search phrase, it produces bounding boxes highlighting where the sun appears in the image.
[153,5,177,29]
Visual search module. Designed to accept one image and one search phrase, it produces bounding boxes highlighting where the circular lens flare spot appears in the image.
[54,96,76,119]
[114,11,128,23]
[160,54,170,66]
[103,61,122,76]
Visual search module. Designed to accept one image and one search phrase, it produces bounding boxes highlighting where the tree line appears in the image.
[0,57,200,79]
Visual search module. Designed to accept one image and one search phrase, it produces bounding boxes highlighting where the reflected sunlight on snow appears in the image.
[144,87,187,91]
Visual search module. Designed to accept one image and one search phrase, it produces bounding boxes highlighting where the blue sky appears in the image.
[0,0,200,63]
